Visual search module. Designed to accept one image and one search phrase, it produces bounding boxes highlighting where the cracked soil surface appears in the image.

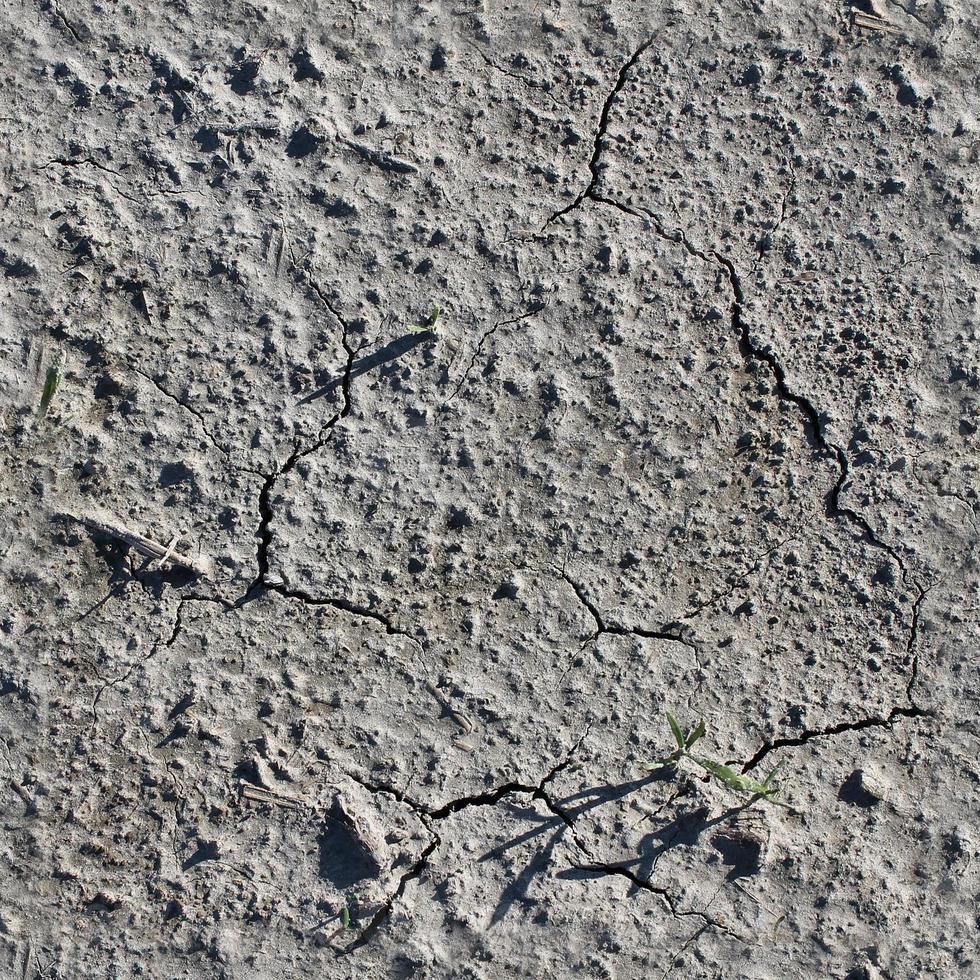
[1,1,979,977]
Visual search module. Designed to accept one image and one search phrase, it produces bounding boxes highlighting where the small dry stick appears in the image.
[425,680,476,733]
[239,782,304,809]
[58,511,212,578]
[852,11,902,35]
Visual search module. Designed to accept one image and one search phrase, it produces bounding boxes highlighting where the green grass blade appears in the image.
[694,757,771,794]
[666,712,685,750]
[685,719,706,749]
[38,365,60,417]
[643,758,677,772]
[410,304,441,334]
[762,761,783,788]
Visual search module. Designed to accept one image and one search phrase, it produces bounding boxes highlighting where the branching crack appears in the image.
[559,569,696,650]
[339,730,590,953]
[740,704,933,774]
[534,39,918,597]
[566,862,736,936]
[542,36,654,229]
[239,274,359,606]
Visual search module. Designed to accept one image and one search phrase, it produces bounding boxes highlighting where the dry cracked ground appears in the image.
[1,0,979,977]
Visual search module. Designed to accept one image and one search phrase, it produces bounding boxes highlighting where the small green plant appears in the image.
[408,304,440,334]
[38,364,61,417]
[339,890,360,930]
[646,712,787,807]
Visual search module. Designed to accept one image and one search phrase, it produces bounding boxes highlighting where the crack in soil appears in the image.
[531,42,936,810]
[339,729,591,953]
[133,368,239,466]
[445,303,544,402]
[532,35,918,595]
[90,595,191,726]
[904,582,930,705]
[566,862,736,936]
[239,274,357,602]
[543,36,654,229]
[739,704,933,774]
[559,568,697,651]
[467,41,568,111]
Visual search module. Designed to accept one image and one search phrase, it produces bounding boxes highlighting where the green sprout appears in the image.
[38,364,61,417]
[646,712,787,807]
[340,905,351,930]
[408,304,440,334]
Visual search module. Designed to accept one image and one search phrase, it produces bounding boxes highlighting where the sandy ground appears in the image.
[1,0,978,977]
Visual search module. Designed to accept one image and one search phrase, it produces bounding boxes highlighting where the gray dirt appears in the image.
[1,0,978,977]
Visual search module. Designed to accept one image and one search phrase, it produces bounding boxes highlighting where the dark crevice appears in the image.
[239,275,359,605]
[348,727,589,822]
[538,43,918,597]
[740,704,933,774]
[339,824,442,956]
[263,581,421,648]
[42,157,144,205]
[45,156,122,176]
[567,863,734,934]
[339,730,590,953]
[591,194,712,262]
[542,36,654,229]
[713,251,913,586]
[305,275,359,419]
[45,2,83,42]
[559,569,696,650]
[446,303,543,402]
[582,191,916,589]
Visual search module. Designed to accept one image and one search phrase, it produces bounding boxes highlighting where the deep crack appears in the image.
[542,36,654,229]
[559,569,696,650]
[536,36,918,596]
[239,273,358,604]
[740,704,933,774]
[340,730,591,952]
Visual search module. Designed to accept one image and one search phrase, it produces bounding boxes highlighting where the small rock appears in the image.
[838,768,885,807]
